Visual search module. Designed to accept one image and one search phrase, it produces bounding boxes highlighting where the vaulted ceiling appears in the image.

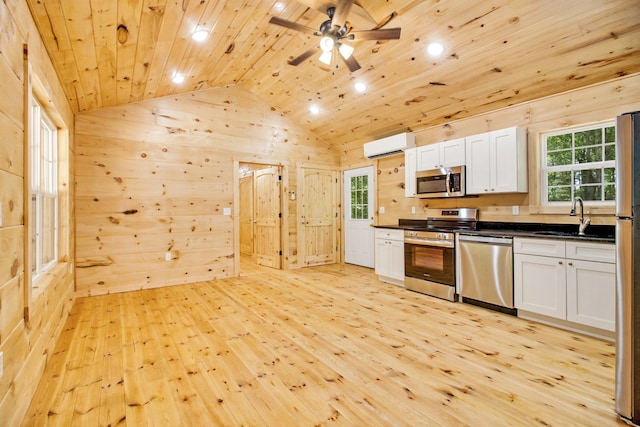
[27,0,640,149]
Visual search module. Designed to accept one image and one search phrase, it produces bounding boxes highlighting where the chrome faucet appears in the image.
[570,196,591,235]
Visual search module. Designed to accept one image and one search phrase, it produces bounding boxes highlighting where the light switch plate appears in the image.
[223,207,231,215]
[512,205,520,215]
[379,206,385,214]
[411,206,416,214]
[165,252,172,261]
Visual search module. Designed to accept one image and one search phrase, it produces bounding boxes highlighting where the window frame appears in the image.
[29,95,59,281]
[349,174,369,220]
[540,121,616,207]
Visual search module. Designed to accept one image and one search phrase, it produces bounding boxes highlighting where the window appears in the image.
[541,122,616,205]
[350,175,369,219]
[30,96,58,279]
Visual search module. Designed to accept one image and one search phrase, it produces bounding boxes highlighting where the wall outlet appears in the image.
[411,206,416,214]
[379,206,385,214]
[512,205,520,215]
[223,207,231,215]
[165,252,172,261]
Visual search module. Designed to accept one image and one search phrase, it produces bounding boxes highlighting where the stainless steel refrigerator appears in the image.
[616,111,640,424]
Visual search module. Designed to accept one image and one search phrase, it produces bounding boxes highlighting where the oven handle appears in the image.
[404,238,454,248]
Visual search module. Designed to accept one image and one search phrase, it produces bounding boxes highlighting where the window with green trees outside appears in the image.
[541,122,616,205]
[350,175,369,219]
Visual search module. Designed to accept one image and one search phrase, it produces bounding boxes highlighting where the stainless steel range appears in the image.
[403,208,478,301]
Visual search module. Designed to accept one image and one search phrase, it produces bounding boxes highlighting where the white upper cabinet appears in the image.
[466,126,528,194]
[404,147,417,197]
[416,138,466,171]
[440,138,466,167]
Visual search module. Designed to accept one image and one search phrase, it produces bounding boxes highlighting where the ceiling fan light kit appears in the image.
[268,0,401,73]
[338,43,354,59]
[319,50,332,65]
[320,36,335,52]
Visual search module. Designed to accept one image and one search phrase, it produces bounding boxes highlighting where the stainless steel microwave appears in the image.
[416,166,465,198]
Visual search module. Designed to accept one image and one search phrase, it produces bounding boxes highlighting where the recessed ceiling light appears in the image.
[309,105,320,115]
[172,73,185,84]
[191,29,209,42]
[274,2,285,12]
[427,42,445,57]
[354,81,367,93]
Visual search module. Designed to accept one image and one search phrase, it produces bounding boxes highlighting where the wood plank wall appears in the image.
[74,86,339,297]
[340,73,640,226]
[0,1,75,426]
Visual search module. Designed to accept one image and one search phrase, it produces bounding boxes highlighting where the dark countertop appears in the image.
[374,221,615,244]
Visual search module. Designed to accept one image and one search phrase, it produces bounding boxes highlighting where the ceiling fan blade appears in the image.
[332,0,354,28]
[341,53,361,72]
[296,1,375,24]
[268,16,317,35]
[288,46,319,66]
[371,11,398,30]
[351,27,401,41]
[352,1,376,23]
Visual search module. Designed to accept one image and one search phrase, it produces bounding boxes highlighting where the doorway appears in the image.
[238,163,283,274]
[298,165,339,266]
[344,166,375,268]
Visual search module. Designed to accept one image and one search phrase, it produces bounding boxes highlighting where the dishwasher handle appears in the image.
[458,234,513,246]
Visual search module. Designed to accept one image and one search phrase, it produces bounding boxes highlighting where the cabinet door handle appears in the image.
[568,262,573,266]
[558,261,563,265]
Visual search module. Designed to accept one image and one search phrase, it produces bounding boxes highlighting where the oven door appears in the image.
[404,239,455,286]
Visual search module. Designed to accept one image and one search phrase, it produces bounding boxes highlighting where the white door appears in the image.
[344,166,374,268]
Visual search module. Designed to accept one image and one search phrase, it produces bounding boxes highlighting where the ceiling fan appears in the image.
[268,0,401,72]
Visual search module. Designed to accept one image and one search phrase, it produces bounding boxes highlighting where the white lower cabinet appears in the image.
[514,237,615,333]
[374,228,405,286]
[566,259,616,331]
[514,253,567,319]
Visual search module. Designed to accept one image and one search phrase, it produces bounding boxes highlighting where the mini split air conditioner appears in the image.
[363,132,416,159]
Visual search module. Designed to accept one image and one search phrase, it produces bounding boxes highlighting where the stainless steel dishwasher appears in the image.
[458,234,516,315]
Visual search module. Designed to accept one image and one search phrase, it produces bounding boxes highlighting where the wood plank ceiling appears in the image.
[26,0,640,149]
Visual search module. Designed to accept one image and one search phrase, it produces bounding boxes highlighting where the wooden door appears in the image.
[239,174,253,256]
[254,167,281,268]
[300,167,337,266]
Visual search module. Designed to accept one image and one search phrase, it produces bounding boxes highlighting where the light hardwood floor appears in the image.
[23,263,623,426]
